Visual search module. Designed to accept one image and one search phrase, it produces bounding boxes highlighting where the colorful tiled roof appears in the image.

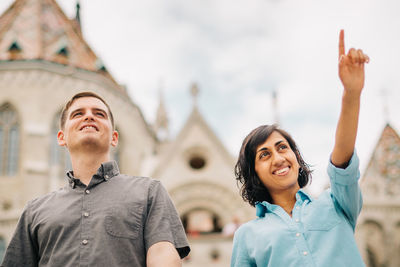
[363,124,400,195]
[0,0,115,82]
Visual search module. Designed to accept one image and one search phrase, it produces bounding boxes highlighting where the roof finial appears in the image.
[191,83,199,108]
[75,1,82,33]
[154,79,169,140]
[272,89,280,125]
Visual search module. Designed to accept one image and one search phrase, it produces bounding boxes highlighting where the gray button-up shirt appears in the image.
[1,161,190,267]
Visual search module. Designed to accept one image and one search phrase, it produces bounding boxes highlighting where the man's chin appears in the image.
[70,138,107,152]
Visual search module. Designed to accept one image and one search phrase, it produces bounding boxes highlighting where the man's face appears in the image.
[57,97,118,154]
[254,131,300,199]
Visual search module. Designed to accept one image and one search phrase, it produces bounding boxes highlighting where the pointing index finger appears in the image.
[339,29,345,60]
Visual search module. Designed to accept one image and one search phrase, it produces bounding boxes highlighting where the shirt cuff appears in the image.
[327,150,360,186]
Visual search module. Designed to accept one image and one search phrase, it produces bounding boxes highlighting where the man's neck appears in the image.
[70,152,110,186]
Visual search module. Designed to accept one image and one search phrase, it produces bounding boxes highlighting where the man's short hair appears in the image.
[60,92,115,130]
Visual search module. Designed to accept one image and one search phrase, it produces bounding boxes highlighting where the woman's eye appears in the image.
[97,112,105,117]
[278,144,288,151]
[260,151,269,159]
[73,112,82,117]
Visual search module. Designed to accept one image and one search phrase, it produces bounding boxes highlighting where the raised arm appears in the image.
[331,30,369,168]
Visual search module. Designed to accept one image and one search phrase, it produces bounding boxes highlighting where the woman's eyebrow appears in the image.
[274,140,284,147]
[256,147,269,154]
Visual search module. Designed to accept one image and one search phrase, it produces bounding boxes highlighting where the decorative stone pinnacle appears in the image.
[191,83,199,107]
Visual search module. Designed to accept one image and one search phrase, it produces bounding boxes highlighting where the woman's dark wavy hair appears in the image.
[235,124,312,206]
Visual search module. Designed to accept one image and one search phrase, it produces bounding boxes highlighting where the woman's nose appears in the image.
[272,152,285,166]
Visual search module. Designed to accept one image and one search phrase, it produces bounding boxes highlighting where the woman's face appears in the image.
[254,131,300,198]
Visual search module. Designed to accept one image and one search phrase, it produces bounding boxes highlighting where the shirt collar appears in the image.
[296,189,312,202]
[66,161,120,189]
[255,189,312,218]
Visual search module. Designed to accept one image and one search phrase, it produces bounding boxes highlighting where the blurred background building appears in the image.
[0,1,399,266]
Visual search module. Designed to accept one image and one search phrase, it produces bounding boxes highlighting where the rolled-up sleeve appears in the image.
[1,203,38,267]
[144,181,190,259]
[327,151,363,230]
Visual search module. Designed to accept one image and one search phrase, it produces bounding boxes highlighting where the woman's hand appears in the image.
[338,30,369,94]
[331,30,370,168]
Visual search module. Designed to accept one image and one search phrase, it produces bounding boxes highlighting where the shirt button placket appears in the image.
[81,188,91,264]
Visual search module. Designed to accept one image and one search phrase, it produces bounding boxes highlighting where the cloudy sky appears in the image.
[1,0,399,194]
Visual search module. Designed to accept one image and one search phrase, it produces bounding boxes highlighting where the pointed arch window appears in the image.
[0,103,19,176]
[54,45,69,65]
[181,208,222,235]
[110,127,121,166]
[50,111,71,177]
[95,59,108,73]
[8,41,22,60]
[57,46,69,57]
[0,236,5,262]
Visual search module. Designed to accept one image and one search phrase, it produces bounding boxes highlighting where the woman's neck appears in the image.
[270,188,298,217]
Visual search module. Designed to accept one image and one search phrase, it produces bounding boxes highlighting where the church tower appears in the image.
[0,0,155,254]
[356,124,400,267]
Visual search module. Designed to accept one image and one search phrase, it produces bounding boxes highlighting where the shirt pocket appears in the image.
[104,203,143,239]
[303,197,341,231]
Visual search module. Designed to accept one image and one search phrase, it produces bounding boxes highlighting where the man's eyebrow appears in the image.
[69,108,83,116]
[92,108,107,113]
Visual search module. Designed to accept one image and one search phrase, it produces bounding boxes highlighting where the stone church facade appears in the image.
[356,124,400,267]
[0,1,398,267]
[0,1,253,266]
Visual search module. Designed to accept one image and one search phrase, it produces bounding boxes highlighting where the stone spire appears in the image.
[154,82,169,141]
[272,89,280,125]
[75,1,82,35]
[191,82,199,109]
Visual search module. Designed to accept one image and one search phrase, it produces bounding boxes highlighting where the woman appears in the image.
[231,30,369,266]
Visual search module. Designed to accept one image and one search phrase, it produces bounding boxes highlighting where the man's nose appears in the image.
[83,111,95,121]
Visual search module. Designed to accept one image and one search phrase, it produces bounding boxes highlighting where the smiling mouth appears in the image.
[273,167,290,176]
[80,125,98,131]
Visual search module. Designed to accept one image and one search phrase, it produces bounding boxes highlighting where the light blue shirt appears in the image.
[231,152,365,267]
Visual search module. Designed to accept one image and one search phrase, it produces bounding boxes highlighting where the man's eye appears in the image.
[97,112,105,117]
[73,112,82,117]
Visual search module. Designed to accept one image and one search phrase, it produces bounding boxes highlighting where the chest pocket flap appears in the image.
[105,203,143,239]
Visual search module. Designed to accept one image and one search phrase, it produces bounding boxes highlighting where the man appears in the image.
[1,92,190,267]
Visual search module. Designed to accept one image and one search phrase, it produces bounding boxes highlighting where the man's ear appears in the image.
[57,130,67,147]
[111,130,118,147]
